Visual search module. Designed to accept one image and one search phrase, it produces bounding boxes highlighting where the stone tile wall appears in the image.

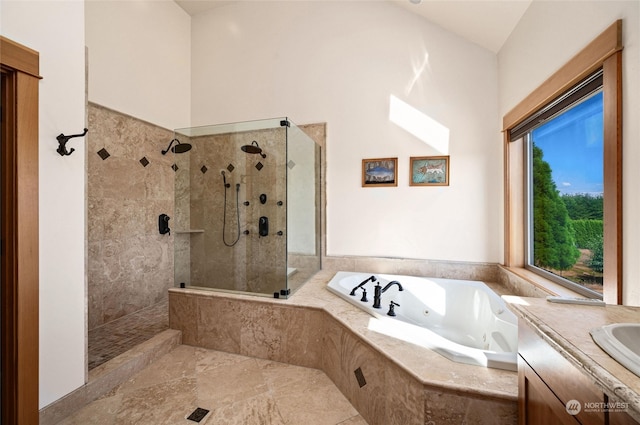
[87,103,174,331]
[174,128,288,295]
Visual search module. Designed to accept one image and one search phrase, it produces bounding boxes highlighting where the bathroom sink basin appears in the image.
[590,323,640,377]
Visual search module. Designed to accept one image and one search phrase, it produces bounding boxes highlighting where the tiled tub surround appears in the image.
[87,103,174,333]
[508,297,640,422]
[169,269,518,425]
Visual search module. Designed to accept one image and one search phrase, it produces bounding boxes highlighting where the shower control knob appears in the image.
[243,230,250,235]
[277,201,283,206]
[244,201,250,206]
[277,231,283,236]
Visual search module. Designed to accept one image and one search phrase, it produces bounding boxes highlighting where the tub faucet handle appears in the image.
[360,287,368,303]
[387,301,400,317]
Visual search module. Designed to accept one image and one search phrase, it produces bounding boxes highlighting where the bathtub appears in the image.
[327,271,518,371]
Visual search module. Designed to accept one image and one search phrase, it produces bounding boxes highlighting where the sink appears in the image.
[591,323,640,377]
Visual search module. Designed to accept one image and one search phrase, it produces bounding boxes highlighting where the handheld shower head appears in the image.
[221,170,230,188]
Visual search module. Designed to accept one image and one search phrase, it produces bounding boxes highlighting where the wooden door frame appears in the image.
[1,35,40,425]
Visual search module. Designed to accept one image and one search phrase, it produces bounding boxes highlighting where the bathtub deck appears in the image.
[169,269,519,425]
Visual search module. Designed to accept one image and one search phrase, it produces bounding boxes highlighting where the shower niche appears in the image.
[172,117,321,298]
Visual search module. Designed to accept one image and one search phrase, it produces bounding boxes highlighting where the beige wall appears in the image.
[87,103,175,330]
[85,0,191,130]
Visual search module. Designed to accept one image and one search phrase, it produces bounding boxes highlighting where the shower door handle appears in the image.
[259,216,269,237]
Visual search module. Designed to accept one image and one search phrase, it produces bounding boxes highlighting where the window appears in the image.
[520,74,604,297]
[503,21,623,303]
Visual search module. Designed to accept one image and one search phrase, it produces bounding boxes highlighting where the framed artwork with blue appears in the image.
[410,156,449,186]
[362,157,397,187]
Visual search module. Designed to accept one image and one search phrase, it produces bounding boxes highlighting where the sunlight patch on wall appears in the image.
[389,95,449,154]
[406,51,430,95]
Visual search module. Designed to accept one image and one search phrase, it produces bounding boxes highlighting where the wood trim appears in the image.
[503,20,622,131]
[15,71,40,425]
[1,66,18,425]
[1,38,40,425]
[504,132,511,267]
[504,132,525,268]
[602,51,623,304]
[503,20,623,303]
[0,36,40,79]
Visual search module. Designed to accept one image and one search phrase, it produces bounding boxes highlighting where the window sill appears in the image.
[499,266,588,299]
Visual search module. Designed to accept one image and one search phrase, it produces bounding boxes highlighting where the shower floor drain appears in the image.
[186,407,210,423]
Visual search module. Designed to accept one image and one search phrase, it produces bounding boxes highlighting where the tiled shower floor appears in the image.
[59,344,369,425]
[88,300,169,370]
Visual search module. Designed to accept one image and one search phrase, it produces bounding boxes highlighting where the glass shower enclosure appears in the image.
[172,117,321,298]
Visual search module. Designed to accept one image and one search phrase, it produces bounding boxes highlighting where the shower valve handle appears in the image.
[158,214,170,235]
[259,216,269,236]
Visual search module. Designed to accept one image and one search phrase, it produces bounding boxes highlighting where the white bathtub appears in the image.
[327,271,518,371]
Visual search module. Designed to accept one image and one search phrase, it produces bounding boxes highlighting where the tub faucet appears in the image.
[373,280,404,309]
[349,275,377,296]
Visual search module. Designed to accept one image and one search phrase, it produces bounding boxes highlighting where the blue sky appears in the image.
[532,91,604,196]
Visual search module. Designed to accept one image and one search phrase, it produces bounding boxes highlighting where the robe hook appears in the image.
[56,128,88,156]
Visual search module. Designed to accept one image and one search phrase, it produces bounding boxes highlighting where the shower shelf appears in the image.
[175,229,205,234]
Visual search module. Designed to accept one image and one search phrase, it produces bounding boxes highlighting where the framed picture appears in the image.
[410,156,449,186]
[362,157,398,187]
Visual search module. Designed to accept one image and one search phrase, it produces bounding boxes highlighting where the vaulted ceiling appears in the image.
[174,0,532,53]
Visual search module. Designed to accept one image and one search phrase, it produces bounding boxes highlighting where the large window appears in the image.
[521,74,604,297]
[503,20,623,303]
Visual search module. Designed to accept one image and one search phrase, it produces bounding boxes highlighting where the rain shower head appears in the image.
[162,138,192,155]
[241,141,266,158]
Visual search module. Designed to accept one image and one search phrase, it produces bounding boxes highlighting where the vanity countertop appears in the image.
[506,296,640,422]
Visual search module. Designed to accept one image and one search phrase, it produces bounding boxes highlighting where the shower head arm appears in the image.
[162,138,192,154]
[253,141,267,158]
[161,139,179,155]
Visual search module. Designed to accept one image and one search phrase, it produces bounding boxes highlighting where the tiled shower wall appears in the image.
[87,103,174,331]
[174,128,288,295]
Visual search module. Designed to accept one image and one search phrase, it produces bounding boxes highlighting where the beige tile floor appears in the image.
[89,300,169,370]
[59,344,369,425]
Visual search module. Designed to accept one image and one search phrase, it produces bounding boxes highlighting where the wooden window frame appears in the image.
[503,20,623,304]
[1,36,40,425]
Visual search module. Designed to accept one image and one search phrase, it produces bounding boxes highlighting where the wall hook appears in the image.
[56,128,88,156]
